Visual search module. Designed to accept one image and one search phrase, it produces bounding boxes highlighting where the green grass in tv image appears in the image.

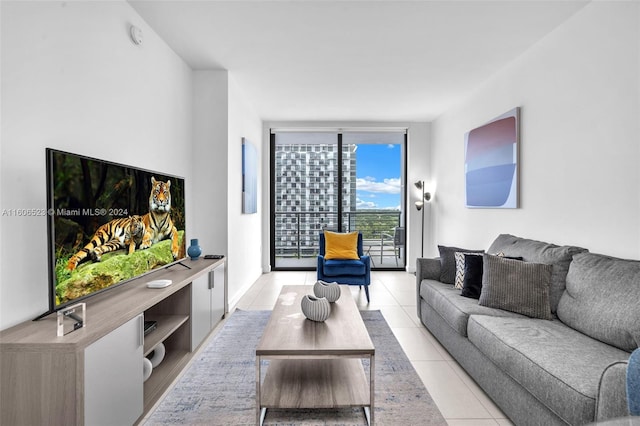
[51,152,186,306]
[55,232,184,305]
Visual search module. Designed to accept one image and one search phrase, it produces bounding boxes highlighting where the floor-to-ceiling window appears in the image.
[271,130,406,270]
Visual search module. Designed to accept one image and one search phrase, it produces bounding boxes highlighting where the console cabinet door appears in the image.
[191,262,226,351]
[191,272,212,350]
[84,314,143,426]
[211,263,226,325]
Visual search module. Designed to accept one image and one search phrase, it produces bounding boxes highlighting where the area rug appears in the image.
[143,310,446,425]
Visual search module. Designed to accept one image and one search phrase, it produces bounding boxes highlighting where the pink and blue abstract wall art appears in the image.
[465,108,520,208]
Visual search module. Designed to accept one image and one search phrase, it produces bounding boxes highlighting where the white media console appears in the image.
[0,257,226,425]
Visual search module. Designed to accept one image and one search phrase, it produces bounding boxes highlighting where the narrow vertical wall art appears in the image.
[242,138,258,214]
[464,107,520,208]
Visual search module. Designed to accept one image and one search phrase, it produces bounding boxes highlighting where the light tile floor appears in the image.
[234,270,514,426]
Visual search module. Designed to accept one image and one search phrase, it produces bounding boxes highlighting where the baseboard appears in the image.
[228,275,261,310]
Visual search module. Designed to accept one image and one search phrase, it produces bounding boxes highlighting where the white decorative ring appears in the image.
[314,280,341,303]
[148,342,166,368]
[143,357,153,382]
[301,294,331,322]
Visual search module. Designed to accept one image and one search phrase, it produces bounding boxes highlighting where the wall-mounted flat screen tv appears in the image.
[45,148,187,314]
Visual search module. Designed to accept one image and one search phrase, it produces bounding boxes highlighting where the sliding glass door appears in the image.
[343,133,406,269]
[271,131,406,270]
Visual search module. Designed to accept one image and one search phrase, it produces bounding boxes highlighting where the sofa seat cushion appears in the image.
[467,315,630,425]
[420,279,525,337]
[323,259,366,276]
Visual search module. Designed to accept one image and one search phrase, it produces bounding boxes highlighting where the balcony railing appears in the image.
[274,210,404,268]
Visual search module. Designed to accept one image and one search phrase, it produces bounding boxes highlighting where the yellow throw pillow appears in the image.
[324,231,360,260]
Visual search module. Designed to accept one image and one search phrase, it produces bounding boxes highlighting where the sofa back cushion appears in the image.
[487,234,587,314]
[557,252,640,352]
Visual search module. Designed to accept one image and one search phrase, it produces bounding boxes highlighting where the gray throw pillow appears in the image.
[438,245,484,284]
[479,254,553,320]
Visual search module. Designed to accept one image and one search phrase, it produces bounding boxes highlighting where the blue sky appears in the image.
[355,144,401,210]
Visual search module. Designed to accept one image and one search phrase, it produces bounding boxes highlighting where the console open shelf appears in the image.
[141,283,193,413]
[143,314,189,356]
[143,324,192,411]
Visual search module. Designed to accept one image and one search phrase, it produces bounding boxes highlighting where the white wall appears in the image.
[227,77,263,307]
[406,122,432,272]
[0,1,193,329]
[261,121,430,273]
[191,71,229,257]
[166,70,265,313]
[430,1,640,260]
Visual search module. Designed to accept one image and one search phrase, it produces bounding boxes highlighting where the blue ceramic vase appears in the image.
[187,239,202,260]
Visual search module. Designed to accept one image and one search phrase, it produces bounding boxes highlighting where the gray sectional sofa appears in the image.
[416,234,640,426]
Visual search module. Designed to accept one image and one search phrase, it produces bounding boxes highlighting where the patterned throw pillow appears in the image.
[479,254,553,320]
[454,252,483,289]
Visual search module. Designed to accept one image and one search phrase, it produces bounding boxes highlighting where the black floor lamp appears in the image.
[414,180,431,258]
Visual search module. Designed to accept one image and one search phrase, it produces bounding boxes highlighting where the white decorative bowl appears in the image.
[148,342,166,368]
[314,280,341,303]
[143,357,153,382]
[301,294,331,322]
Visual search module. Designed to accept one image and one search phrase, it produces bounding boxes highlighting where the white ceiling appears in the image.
[129,0,589,122]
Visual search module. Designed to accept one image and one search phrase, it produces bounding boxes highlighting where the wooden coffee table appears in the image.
[256,285,375,425]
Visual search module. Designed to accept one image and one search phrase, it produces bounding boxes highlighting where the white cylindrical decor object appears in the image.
[314,280,341,303]
[301,294,331,322]
[143,357,153,382]
[148,342,166,368]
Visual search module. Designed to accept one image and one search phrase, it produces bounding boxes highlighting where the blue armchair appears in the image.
[317,231,371,302]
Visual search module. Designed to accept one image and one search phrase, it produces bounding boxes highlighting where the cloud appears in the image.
[355,198,377,209]
[355,198,400,210]
[356,177,401,194]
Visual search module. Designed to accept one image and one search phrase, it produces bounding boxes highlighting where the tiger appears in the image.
[138,177,180,260]
[123,215,146,255]
[66,215,145,271]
